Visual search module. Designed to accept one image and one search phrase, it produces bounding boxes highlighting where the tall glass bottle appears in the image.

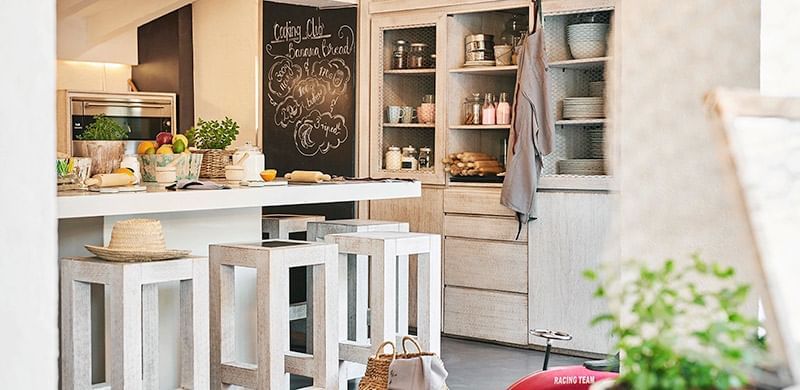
[482,92,496,125]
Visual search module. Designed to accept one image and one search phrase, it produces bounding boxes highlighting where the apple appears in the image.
[156,131,173,146]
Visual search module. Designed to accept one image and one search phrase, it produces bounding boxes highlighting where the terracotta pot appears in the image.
[72,140,126,176]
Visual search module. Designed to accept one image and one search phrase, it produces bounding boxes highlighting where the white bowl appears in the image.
[225,165,245,182]
[569,40,607,59]
[567,23,609,42]
[155,166,177,184]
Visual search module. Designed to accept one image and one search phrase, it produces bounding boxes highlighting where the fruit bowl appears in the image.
[138,154,203,182]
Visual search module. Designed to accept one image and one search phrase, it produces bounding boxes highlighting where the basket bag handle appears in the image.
[373,340,397,359]
[401,336,424,354]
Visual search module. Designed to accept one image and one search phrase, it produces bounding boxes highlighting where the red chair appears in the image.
[506,329,618,390]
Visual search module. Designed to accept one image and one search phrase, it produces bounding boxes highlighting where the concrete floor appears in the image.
[441,337,585,390]
[291,336,586,389]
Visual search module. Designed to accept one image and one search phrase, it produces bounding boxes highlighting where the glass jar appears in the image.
[430,54,437,67]
[408,43,429,68]
[496,92,512,125]
[463,93,483,125]
[418,147,432,169]
[401,146,418,170]
[391,40,408,69]
[385,146,402,170]
[482,92,496,125]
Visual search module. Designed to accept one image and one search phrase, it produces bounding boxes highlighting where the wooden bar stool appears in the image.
[209,239,338,389]
[262,214,326,240]
[308,220,410,389]
[262,213,326,351]
[60,256,209,390]
[325,232,441,383]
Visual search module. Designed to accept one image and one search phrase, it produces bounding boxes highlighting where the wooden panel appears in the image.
[444,214,527,242]
[443,286,527,345]
[444,237,527,293]
[443,187,514,217]
[369,185,444,234]
[528,191,614,354]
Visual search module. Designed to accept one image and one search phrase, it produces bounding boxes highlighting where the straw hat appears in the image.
[85,219,191,262]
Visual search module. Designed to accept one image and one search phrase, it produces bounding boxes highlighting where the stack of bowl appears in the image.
[566,22,609,59]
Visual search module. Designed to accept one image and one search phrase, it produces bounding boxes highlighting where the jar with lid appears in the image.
[408,43,429,68]
[400,146,418,170]
[463,93,483,125]
[385,146,402,170]
[418,147,432,169]
[391,40,409,69]
[430,54,437,67]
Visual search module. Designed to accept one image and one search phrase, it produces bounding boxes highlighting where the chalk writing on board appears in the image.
[266,17,354,157]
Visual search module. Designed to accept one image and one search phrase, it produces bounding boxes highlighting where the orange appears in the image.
[260,169,277,181]
[137,141,157,155]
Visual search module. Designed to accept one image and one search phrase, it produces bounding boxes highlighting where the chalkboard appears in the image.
[263,2,356,177]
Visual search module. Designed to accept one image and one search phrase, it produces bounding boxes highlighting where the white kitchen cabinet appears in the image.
[527,191,615,355]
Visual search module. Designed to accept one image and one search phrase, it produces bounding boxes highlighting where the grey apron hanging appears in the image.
[500,0,554,237]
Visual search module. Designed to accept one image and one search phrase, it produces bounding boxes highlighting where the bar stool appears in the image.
[262,214,326,240]
[325,232,441,381]
[209,239,338,389]
[308,220,410,388]
[262,213,326,350]
[60,256,209,389]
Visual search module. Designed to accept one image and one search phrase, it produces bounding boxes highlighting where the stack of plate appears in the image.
[587,128,604,158]
[556,159,605,175]
[563,97,605,119]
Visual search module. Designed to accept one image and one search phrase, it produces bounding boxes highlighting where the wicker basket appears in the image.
[358,341,396,390]
[195,149,234,178]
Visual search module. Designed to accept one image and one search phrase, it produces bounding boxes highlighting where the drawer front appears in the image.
[444,188,515,217]
[443,286,528,345]
[443,214,527,242]
[444,237,527,293]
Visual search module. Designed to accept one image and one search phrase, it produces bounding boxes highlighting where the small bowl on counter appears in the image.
[225,165,245,183]
[155,166,177,184]
[139,153,203,182]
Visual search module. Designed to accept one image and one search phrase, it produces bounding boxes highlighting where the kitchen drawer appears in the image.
[443,188,515,217]
[444,237,527,293]
[443,286,528,345]
[443,214,527,242]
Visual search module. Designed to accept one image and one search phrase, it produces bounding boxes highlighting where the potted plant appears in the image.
[584,255,766,390]
[185,117,239,178]
[72,114,130,175]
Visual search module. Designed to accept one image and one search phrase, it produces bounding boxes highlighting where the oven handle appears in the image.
[83,102,169,109]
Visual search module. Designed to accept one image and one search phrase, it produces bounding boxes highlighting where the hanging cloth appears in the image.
[500,1,554,236]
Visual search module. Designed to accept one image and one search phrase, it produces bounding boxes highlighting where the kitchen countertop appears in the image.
[57,180,421,219]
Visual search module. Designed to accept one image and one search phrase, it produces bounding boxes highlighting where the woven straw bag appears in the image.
[358,341,397,390]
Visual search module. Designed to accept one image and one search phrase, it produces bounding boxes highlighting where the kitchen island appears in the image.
[57,180,421,387]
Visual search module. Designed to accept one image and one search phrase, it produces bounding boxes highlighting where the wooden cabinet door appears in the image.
[528,191,615,355]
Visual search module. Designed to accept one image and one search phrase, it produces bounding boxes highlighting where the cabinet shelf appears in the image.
[384,68,436,75]
[449,65,518,75]
[383,123,436,128]
[549,57,609,69]
[449,124,511,130]
[555,119,606,126]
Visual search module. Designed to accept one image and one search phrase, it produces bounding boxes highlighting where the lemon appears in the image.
[137,141,157,155]
[156,144,174,154]
[113,168,135,176]
[260,169,277,181]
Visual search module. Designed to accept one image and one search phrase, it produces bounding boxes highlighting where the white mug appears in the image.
[387,106,403,123]
[401,106,416,124]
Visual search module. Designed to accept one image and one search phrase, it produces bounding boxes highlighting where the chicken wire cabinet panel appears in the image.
[370,13,446,184]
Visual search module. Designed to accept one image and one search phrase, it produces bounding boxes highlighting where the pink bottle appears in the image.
[482,93,496,125]
[496,92,511,125]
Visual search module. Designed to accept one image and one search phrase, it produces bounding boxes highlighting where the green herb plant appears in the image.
[584,254,765,390]
[185,117,239,149]
[78,114,129,140]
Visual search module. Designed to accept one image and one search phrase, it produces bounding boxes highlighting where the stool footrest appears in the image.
[286,351,314,377]
[339,341,372,364]
[220,361,257,388]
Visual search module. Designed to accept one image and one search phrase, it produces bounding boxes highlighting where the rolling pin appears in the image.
[284,170,331,183]
[84,173,135,187]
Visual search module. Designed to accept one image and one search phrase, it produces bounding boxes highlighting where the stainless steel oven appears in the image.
[57,90,177,155]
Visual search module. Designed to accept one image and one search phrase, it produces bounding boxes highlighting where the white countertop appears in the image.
[57,180,421,219]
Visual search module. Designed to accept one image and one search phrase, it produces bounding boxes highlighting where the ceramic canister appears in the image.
[233,143,265,181]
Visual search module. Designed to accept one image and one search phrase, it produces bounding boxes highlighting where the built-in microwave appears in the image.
[57,90,177,155]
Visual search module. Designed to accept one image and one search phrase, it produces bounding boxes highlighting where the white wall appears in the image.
[192,0,261,146]
[761,0,800,96]
[0,0,58,388]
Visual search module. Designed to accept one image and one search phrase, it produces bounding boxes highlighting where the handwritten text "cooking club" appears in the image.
[272,17,330,45]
